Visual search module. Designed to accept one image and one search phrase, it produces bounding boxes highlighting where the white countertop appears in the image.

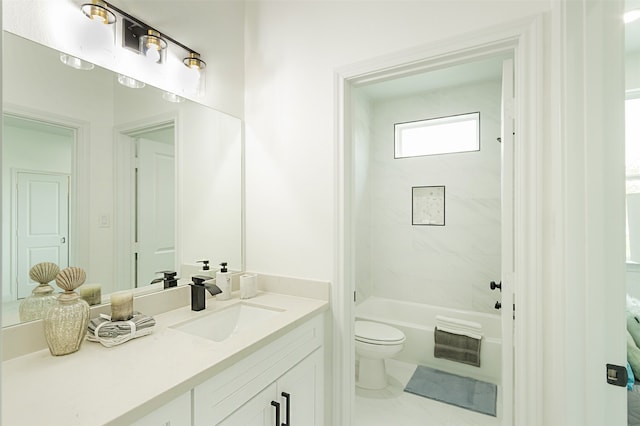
[2,291,328,426]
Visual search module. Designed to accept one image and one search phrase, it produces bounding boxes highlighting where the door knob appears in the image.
[490,281,502,291]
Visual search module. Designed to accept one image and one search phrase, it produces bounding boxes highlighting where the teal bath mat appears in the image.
[404,365,497,417]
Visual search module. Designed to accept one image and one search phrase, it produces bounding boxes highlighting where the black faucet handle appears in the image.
[192,275,212,285]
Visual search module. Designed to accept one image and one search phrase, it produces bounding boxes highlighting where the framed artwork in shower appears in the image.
[412,185,445,226]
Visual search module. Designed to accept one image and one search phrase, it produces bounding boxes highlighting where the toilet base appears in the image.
[356,358,388,390]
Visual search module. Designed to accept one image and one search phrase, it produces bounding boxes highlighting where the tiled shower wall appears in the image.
[355,79,502,315]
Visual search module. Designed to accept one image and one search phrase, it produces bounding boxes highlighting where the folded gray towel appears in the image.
[434,327,481,367]
[87,312,155,347]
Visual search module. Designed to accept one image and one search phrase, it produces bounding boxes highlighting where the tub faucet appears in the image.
[190,275,222,311]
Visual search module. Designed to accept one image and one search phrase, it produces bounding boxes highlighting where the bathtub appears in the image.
[355,296,502,385]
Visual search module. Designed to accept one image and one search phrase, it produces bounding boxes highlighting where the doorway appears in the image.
[3,115,75,302]
[114,121,176,289]
[334,19,545,426]
[349,53,512,425]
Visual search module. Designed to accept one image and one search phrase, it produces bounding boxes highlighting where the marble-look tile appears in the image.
[355,80,504,315]
[355,359,501,426]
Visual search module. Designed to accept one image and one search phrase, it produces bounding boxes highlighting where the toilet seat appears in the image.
[355,321,406,345]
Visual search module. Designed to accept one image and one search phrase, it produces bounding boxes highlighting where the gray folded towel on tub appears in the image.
[434,327,481,367]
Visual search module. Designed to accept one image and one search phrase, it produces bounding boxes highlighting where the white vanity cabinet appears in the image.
[130,392,191,426]
[220,349,323,426]
[193,314,324,426]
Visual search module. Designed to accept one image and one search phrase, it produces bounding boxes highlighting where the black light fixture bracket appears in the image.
[98,1,203,59]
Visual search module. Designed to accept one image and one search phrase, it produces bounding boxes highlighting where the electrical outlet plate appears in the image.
[606,363,628,387]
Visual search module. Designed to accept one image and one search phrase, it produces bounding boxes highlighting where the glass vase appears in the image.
[18,283,57,322]
[44,291,90,356]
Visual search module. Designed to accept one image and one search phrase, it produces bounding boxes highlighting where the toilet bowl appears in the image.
[355,320,406,390]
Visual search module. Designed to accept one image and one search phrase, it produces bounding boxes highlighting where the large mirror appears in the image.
[1,31,243,326]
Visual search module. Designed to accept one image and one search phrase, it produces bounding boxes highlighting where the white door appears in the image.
[500,58,515,424]
[15,172,69,299]
[136,137,175,287]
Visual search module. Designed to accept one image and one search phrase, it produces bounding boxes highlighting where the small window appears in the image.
[394,112,480,158]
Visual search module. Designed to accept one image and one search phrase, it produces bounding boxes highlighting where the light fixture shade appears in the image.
[117,74,145,89]
[139,30,167,64]
[162,92,185,103]
[81,0,116,24]
[60,53,95,71]
[183,52,206,70]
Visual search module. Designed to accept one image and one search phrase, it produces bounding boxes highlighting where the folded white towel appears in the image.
[435,315,483,340]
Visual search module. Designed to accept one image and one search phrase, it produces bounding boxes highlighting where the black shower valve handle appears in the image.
[490,280,502,291]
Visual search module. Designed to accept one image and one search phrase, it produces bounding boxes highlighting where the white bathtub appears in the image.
[355,296,502,385]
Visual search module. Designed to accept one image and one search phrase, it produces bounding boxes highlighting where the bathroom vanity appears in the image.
[2,284,328,426]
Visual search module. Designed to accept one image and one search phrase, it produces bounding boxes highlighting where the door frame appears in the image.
[3,106,88,301]
[333,15,545,425]
[114,113,179,292]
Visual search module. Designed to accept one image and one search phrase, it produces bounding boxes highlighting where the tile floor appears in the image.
[355,359,502,426]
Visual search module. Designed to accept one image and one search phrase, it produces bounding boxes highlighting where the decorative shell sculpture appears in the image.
[29,262,60,285]
[55,266,87,293]
[44,266,90,356]
[18,262,60,322]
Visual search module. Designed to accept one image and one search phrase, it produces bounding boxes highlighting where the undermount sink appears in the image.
[172,302,284,342]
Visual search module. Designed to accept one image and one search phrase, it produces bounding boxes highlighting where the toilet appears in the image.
[355,320,406,390]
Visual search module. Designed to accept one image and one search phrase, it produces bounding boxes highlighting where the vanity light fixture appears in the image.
[81,0,116,25]
[59,53,95,71]
[80,0,207,94]
[139,29,168,64]
[117,74,145,89]
[183,52,207,71]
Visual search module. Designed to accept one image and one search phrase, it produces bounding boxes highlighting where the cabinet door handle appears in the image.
[271,401,280,426]
[281,392,290,426]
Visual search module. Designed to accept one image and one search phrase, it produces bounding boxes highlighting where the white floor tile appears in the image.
[355,359,501,426]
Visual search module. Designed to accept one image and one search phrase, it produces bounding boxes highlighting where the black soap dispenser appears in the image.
[216,262,232,301]
[197,260,213,277]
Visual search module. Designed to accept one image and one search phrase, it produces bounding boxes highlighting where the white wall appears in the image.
[355,79,502,315]
[353,93,373,302]
[245,1,626,424]
[3,31,116,293]
[244,0,547,281]
[627,51,640,91]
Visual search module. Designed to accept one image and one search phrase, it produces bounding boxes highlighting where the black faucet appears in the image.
[190,275,222,311]
[150,271,179,289]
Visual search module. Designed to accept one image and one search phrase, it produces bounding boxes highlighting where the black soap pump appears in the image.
[216,262,232,301]
[197,260,213,277]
